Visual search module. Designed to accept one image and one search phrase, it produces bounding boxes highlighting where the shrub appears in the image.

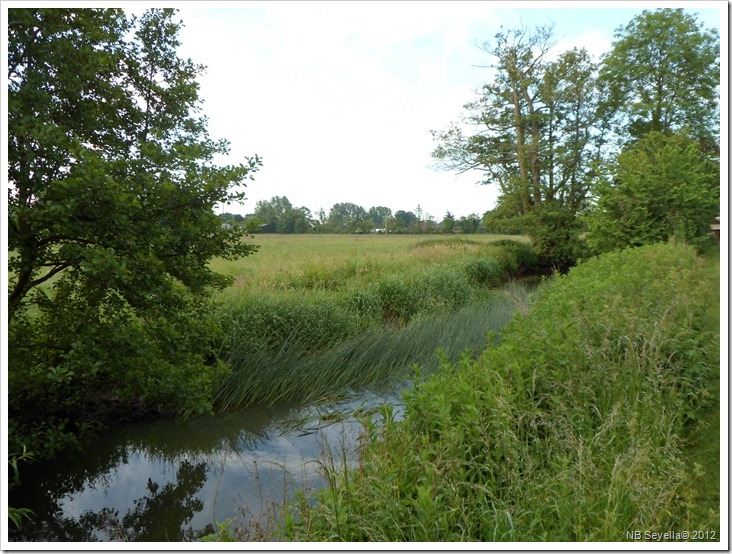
[585,131,719,254]
[491,239,540,273]
[463,257,502,286]
[376,274,425,324]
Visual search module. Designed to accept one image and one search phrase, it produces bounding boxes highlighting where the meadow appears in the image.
[208,233,539,410]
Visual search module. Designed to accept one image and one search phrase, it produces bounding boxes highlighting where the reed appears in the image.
[210,235,542,411]
[214,292,526,411]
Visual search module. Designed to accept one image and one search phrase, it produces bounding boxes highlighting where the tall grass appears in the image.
[210,235,540,410]
[282,243,720,542]
[214,291,528,411]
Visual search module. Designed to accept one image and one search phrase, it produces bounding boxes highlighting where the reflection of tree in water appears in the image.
[121,460,211,541]
[26,460,213,542]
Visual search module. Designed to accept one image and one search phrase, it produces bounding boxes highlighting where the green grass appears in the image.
[279,242,720,542]
[210,234,538,410]
[214,290,532,411]
[679,243,721,537]
[211,233,531,297]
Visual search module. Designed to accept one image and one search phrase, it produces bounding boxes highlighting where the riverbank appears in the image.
[8,234,543,539]
[281,242,721,542]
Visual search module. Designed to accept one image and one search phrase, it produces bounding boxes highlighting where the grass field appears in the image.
[209,233,539,409]
[210,233,531,297]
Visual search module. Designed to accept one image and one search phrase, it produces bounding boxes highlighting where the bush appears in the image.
[463,257,502,286]
[585,132,719,255]
[491,240,540,273]
[376,274,426,324]
[9,287,229,458]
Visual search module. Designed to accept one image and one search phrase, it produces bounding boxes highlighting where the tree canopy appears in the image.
[599,9,720,150]
[8,8,261,454]
[585,131,719,253]
[431,9,720,264]
[253,196,313,233]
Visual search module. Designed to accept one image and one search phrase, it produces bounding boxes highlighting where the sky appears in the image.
[87,2,720,220]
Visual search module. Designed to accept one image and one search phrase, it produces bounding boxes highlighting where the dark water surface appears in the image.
[9,387,406,542]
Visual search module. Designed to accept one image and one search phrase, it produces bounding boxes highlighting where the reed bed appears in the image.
[210,235,540,411]
[214,292,530,411]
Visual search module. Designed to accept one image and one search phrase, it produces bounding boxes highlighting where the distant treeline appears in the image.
[221,196,521,235]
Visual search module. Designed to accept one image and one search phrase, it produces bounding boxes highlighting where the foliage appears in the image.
[463,257,502,286]
[8,8,260,457]
[487,239,539,275]
[523,202,589,268]
[8,447,35,529]
[253,196,314,233]
[456,213,482,234]
[326,202,371,233]
[210,235,539,410]
[368,206,393,229]
[431,26,603,265]
[441,211,456,234]
[585,131,719,253]
[599,9,720,149]
[285,243,719,541]
[214,295,523,411]
[392,210,419,233]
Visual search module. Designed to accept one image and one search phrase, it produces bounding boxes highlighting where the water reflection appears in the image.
[9,388,404,542]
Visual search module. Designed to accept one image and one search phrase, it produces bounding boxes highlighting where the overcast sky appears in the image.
[169,1,724,220]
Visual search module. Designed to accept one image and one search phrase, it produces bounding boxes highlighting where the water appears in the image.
[8,387,407,542]
[9,281,541,542]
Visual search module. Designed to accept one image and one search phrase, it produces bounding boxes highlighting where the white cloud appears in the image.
[171,3,721,219]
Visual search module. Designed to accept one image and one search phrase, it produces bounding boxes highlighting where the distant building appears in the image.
[221,223,233,231]
[258,223,277,233]
[709,216,720,240]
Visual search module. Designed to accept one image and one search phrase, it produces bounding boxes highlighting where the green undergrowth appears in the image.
[281,242,720,542]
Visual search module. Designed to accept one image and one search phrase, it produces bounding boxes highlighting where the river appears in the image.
[9,281,541,542]
[8,385,407,542]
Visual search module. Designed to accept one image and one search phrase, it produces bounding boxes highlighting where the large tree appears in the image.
[431,26,603,264]
[326,202,369,233]
[599,9,720,150]
[8,8,261,453]
[368,206,393,229]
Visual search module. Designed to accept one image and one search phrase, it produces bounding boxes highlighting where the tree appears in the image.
[431,25,603,265]
[220,213,244,225]
[599,9,720,150]
[457,214,481,234]
[326,202,369,233]
[393,210,418,233]
[585,131,719,253]
[441,211,456,234]
[253,196,312,233]
[8,8,261,454]
[254,195,293,229]
[315,208,328,232]
[282,206,314,233]
[368,206,392,229]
